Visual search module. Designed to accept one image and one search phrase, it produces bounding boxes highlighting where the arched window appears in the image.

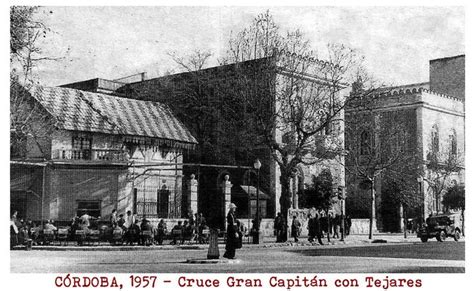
[431,125,439,154]
[449,129,457,157]
[360,130,371,155]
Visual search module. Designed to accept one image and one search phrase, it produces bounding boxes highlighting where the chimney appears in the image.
[140,72,147,81]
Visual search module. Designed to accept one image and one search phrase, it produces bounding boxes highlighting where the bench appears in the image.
[57,228,69,245]
[43,229,55,245]
[88,230,100,245]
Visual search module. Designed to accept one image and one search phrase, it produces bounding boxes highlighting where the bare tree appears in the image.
[344,91,420,239]
[10,6,56,160]
[222,11,376,241]
[424,148,463,215]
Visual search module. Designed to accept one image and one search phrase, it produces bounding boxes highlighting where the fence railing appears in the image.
[136,201,160,217]
[54,149,128,162]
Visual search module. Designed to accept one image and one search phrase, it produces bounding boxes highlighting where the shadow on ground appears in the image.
[288,242,465,261]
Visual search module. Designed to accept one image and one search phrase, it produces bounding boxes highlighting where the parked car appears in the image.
[417,214,462,242]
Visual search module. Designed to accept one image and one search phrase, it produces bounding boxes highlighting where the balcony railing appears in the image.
[54,149,128,162]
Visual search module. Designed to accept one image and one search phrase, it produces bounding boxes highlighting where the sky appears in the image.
[31,6,465,87]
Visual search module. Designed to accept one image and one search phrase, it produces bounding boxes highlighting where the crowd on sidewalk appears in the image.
[277,210,352,245]
[10,209,212,248]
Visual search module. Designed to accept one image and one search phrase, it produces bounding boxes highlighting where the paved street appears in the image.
[11,241,464,273]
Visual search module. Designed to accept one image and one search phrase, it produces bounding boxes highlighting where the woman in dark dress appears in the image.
[223,203,238,259]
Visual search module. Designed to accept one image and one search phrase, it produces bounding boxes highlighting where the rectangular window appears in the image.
[72,133,92,160]
[76,200,101,218]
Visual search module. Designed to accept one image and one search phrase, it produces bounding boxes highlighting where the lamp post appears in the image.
[253,159,262,244]
[338,186,345,242]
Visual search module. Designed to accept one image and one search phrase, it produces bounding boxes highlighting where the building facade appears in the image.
[345,55,465,232]
[122,56,347,220]
[10,85,197,222]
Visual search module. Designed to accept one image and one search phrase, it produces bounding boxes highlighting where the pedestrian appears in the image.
[123,210,135,229]
[110,209,118,228]
[274,212,283,242]
[307,214,315,243]
[345,215,352,236]
[332,214,340,239]
[314,213,324,245]
[223,203,239,259]
[10,211,19,249]
[291,215,301,243]
[80,211,95,229]
[123,210,135,244]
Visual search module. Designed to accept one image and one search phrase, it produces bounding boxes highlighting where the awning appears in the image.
[11,174,36,192]
[234,185,271,200]
[10,164,43,193]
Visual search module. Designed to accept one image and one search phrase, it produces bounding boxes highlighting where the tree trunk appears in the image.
[326,207,331,243]
[461,208,465,236]
[279,174,292,242]
[369,179,375,240]
[403,205,407,239]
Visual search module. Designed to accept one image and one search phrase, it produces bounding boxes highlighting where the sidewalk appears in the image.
[16,233,428,251]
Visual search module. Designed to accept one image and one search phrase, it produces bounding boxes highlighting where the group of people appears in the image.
[10,211,35,248]
[109,210,210,246]
[286,211,352,244]
[10,210,61,248]
[168,212,209,245]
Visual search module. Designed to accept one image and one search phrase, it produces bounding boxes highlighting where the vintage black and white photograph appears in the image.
[9,5,465,275]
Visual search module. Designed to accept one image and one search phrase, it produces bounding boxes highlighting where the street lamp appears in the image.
[253,159,262,244]
[338,186,345,242]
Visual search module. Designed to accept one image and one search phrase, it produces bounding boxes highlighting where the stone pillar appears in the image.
[222,175,232,219]
[207,228,220,259]
[188,174,198,215]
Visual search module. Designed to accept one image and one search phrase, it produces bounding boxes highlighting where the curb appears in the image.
[185,258,242,264]
[15,237,425,251]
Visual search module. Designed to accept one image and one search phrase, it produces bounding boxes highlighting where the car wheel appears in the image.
[454,230,461,241]
[420,236,428,243]
[436,231,446,242]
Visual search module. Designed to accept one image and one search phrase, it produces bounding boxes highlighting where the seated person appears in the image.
[155,219,167,245]
[198,222,209,244]
[140,217,152,245]
[44,220,57,231]
[171,221,183,245]
[117,214,125,228]
[182,220,193,243]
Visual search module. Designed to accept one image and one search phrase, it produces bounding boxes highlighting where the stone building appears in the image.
[58,56,346,224]
[120,56,347,221]
[345,55,465,232]
[10,85,197,222]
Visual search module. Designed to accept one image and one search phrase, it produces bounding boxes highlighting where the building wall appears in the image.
[419,91,465,215]
[51,130,123,157]
[430,55,465,100]
[419,91,465,161]
[345,87,465,231]
[40,129,186,221]
[125,58,277,218]
[47,167,123,220]
[345,92,420,231]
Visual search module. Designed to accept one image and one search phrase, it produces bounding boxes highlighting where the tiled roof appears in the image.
[27,85,197,147]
